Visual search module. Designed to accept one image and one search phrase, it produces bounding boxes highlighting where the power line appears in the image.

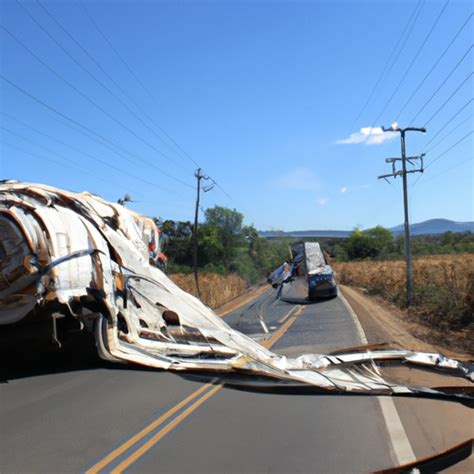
[409,45,473,125]
[417,156,472,185]
[419,97,473,151]
[395,12,473,121]
[370,0,450,129]
[0,125,183,196]
[209,179,232,200]
[411,130,473,188]
[422,71,473,127]
[13,0,189,172]
[80,3,232,200]
[350,0,424,128]
[79,0,205,172]
[0,115,188,196]
[1,140,140,194]
[35,0,193,165]
[79,0,160,108]
[423,115,472,155]
[54,0,230,199]
[0,74,194,189]
[424,129,473,170]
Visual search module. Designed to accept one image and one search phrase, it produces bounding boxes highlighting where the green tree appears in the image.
[344,226,394,260]
[205,206,244,268]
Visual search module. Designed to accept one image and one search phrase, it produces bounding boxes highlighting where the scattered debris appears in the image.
[267,242,337,301]
[0,181,472,404]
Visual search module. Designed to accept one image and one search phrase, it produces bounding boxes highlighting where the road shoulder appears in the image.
[339,284,472,360]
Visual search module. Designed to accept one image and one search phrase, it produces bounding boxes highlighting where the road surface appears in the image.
[1,288,472,473]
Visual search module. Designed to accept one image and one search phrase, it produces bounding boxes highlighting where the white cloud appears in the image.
[336,126,397,145]
[316,197,329,206]
[274,167,320,190]
[340,184,370,193]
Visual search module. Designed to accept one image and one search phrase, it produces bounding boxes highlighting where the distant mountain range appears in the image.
[389,219,474,236]
[260,219,474,239]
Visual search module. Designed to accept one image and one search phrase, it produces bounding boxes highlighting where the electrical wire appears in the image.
[1,141,140,194]
[370,0,450,129]
[423,115,472,155]
[422,72,473,127]
[395,13,473,121]
[0,125,184,196]
[36,0,192,164]
[350,0,424,129]
[13,0,190,172]
[79,0,216,176]
[419,98,473,150]
[79,0,161,109]
[0,114,193,197]
[424,129,473,170]
[408,45,473,125]
[411,128,473,188]
[0,73,194,189]
[418,156,473,185]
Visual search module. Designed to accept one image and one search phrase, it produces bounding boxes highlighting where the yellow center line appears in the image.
[91,304,304,474]
[111,384,222,474]
[85,381,217,474]
[262,305,303,349]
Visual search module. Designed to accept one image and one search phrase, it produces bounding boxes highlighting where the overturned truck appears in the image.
[268,241,337,302]
[1,181,473,404]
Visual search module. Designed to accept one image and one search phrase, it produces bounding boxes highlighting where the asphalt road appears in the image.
[1,288,472,473]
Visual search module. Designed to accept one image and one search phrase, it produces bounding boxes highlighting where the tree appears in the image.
[344,226,394,260]
[205,206,243,236]
[205,206,244,268]
[160,220,193,266]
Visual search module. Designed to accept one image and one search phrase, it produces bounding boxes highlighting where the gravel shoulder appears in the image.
[339,284,473,360]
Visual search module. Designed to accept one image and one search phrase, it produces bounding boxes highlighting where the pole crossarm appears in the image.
[379,153,425,180]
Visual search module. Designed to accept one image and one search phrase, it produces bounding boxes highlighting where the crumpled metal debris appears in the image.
[1,181,472,403]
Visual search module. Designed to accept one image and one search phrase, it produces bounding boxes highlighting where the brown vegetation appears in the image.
[334,254,474,331]
[170,273,247,309]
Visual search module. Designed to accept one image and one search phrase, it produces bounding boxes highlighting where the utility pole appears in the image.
[192,168,212,298]
[379,124,426,307]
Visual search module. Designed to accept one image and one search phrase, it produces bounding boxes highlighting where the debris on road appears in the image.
[267,241,337,301]
[1,181,472,404]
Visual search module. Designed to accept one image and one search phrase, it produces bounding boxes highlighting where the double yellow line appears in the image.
[87,305,303,474]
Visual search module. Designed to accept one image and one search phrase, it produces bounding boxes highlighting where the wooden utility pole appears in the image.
[379,124,426,307]
[192,168,212,298]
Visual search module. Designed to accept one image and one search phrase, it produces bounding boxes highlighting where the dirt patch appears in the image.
[216,285,269,317]
[340,284,473,360]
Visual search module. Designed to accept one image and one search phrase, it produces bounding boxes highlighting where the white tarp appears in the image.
[1,181,472,402]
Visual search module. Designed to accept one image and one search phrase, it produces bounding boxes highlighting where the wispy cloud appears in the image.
[336,127,397,145]
[340,184,370,193]
[316,197,329,206]
[274,167,320,190]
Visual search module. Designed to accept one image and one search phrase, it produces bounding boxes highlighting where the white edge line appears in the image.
[338,291,417,466]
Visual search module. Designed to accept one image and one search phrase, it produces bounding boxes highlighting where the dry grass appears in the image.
[334,254,474,330]
[170,273,247,309]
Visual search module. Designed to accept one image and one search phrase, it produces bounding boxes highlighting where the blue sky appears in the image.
[1,0,472,231]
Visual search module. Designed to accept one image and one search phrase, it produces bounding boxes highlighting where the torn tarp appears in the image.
[0,181,473,403]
